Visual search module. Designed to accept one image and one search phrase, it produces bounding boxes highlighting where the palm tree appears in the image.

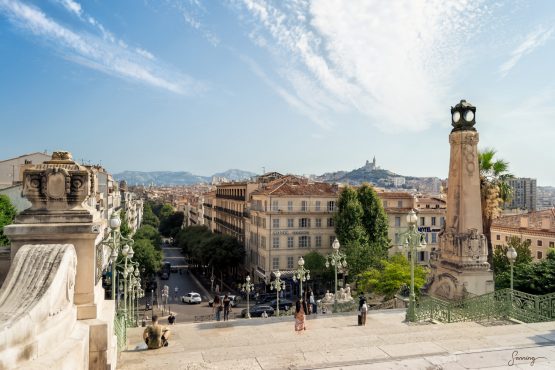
[478,148,513,265]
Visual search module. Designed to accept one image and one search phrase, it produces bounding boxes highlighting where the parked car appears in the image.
[241,304,275,318]
[209,295,238,307]
[255,294,274,305]
[181,292,202,304]
[268,298,293,311]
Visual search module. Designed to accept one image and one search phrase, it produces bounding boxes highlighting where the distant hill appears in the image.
[114,171,209,186]
[114,169,257,186]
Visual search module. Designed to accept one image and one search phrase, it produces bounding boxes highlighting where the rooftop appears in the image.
[119,309,555,369]
[253,176,339,197]
[492,208,555,232]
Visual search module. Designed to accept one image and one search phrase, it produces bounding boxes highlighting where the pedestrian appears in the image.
[358,293,366,326]
[168,313,176,325]
[294,299,306,332]
[223,293,232,321]
[309,291,316,314]
[143,315,171,349]
[361,299,368,326]
[213,295,222,321]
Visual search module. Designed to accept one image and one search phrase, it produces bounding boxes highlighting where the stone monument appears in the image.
[429,100,494,299]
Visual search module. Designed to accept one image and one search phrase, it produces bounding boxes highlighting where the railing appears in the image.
[114,313,127,351]
[414,289,555,323]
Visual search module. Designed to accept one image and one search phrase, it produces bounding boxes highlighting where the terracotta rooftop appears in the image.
[377,191,415,199]
[492,208,555,232]
[252,176,339,196]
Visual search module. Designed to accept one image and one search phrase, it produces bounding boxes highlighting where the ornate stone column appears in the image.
[430,101,494,299]
[4,151,103,319]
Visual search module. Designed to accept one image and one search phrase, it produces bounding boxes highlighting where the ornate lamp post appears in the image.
[326,238,347,312]
[241,275,255,318]
[270,270,286,316]
[292,257,310,301]
[399,209,426,322]
[103,212,134,301]
[506,246,517,313]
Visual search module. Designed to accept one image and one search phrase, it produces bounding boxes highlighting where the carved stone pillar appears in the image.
[4,151,103,319]
[430,101,494,299]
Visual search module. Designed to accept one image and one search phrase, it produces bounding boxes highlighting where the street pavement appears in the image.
[119,309,555,369]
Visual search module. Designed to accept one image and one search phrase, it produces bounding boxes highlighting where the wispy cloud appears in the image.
[160,0,220,46]
[499,25,554,77]
[58,0,81,17]
[0,0,201,94]
[233,0,494,132]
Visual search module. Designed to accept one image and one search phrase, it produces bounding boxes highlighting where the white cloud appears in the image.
[0,0,199,94]
[235,0,493,132]
[58,0,81,17]
[499,25,554,77]
[136,48,155,60]
[162,0,220,46]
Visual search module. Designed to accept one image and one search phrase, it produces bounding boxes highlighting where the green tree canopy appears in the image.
[357,254,428,300]
[142,203,160,229]
[175,225,213,258]
[357,184,390,265]
[132,238,163,275]
[158,204,174,223]
[492,236,532,277]
[119,210,132,238]
[159,211,184,238]
[0,195,17,246]
[303,251,334,283]
[134,225,162,248]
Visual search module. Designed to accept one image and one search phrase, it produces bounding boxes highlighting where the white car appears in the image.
[181,292,202,304]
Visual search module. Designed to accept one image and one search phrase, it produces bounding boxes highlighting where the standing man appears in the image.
[223,294,232,321]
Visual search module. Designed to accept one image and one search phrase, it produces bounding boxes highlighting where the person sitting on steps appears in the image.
[143,315,171,349]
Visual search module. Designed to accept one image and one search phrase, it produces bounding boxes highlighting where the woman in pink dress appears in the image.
[294,300,306,332]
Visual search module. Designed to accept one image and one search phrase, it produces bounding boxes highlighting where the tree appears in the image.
[142,203,160,229]
[334,187,371,278]
[131,238,163,275]
[357,184,390,265]
[479,148,513,264]
[158,204,174,223]
[0,195,17,246]
[119,210,132,238]
[492,236,532,277]
[134,225,162,248]
[303,251,334,282]
[357,254,428,300]
[159,211,184,238]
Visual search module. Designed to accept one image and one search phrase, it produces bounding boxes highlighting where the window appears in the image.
[327,218,335,227]
[424,233,429,243]
[287,236,294,248]
[273,219,280,228]
[550,241,554,248]
[383,200,388,207]
[272,200,279,211]
[395,217,401,227]
[287,256,294,269]
[431,233,437,243]
[537,240,543,247]
[329,235,335,246]
[440,217,445,226]
[288,201,293,211]
[315,235,322,247]
[395,233,400,244]
[261,236,266,248]
[419,251,425,262]
[273,257,280,270]
[262,218,266,228]
[496,235,500,241]
[315,201,321,211]
[273,237,280,248]
[537,251,543,260]
[420,217,426,226]
[328,201,336,212]
[431,217,436,226]
[299,236,311,248]
[397,200,403,208]
[287,218,294,228]
[301,200,308,212]
[315,218,322,228]
[299,218,311,228]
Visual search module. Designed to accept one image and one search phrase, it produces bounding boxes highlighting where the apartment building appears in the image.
[245,176,339,282]
[378,191,446,265]
[202,191,216,232]
[505,177,537,211]
[491,208,555,261]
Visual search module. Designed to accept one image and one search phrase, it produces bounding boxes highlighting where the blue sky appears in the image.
[1,1,554,185]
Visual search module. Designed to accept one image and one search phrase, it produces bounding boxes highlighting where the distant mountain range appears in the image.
[114,169,258,186]
[115,161,442,192]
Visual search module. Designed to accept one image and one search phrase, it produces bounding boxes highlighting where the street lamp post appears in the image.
[241,275,255,318]
[292,257,310,302]
[270,270,286,316]
[399,209,426,322]
[506,246,517,314]
[326,238,348,313]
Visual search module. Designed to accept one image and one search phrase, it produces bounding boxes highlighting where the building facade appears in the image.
[491,208,555,261]
[505,177,537,211]
[245,176,339,282]
[0,152,51,189]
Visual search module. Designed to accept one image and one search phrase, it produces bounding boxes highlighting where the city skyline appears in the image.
[1,1,555,185]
